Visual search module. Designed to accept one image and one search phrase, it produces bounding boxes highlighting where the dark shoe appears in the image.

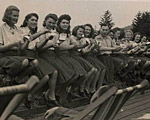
[43,92,60,107]
[24,97,32,109]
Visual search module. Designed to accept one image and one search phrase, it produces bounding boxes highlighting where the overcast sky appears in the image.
[0,0,150,30]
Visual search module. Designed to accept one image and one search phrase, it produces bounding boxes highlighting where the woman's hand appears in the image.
[44,107,59,119]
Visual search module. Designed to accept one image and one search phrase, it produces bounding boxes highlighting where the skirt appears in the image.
[20,49,56,77]
[56,50,87,77]
[39,50,75,84]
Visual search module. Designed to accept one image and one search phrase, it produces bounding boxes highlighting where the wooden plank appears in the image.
[118,98,150,114]
[115,107,150,120]
[114,99,150,120]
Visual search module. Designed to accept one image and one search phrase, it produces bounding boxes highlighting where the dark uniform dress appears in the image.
[38,30,75,84]
[20,27,57,79]
[56,34,87,77]
[69,36,94,72]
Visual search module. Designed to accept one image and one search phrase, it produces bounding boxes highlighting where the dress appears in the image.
[38,29,75,83]
[56,34,87,77]
[20,27,56,78]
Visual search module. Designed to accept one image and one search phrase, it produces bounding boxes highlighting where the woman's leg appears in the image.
[46,70,58,101]
[80,67,96,95]
[27,75,49,101]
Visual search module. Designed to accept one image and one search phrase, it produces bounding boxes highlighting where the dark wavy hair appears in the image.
[20,13,39,34]
[133,32,141,41]
[84,24,94,38]
[43,13,58,27]
[72,25,85,38]
[56,14,71,34]
[2,5,20,24]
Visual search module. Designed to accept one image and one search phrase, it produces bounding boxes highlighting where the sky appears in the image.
[0,0,150,30]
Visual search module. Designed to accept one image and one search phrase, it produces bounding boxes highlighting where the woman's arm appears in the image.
[0,41,21,52]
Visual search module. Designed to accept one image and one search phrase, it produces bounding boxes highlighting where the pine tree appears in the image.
[99,10,115,29]
[132,11,150,37]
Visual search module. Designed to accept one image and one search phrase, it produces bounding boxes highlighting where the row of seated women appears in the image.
[0,5,150,110]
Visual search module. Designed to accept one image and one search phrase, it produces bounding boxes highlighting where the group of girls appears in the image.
[1,5,150,109]
[0,5,109,109]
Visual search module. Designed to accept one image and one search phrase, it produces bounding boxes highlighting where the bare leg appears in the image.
[80,68,96,94]
[90,70,101,94]
[28,75,49,100]
[97,69,106,89]
[46,70,58,100]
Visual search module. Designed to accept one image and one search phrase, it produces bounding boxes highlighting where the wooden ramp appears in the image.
[114,90,150,120]
[14,89,150,120]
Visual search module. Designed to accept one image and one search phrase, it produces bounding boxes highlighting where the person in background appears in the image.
[95,23,120,84]
[81,23,107,94]
[70,25,97,96]
[108,30,114,40]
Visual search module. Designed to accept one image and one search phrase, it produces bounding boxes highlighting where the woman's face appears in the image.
[84,26,91,37]
[77,28,84,39]
[134,34,141,43]
[109,32,114,39]
[115,30,121,39]
[141,36,147,42]
[10,10,19,25]
[59,19,70,31]
[26,16,38,30]
[125,32,132,41]
[45,17,56,30]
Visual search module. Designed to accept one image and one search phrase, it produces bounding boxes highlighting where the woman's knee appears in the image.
[31,59,39,68]
[53,70,58,76]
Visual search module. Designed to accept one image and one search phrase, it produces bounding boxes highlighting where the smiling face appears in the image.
[26,16,38,30]
[125,31,133,41]
[141,36,147,42]
[77,27,84,39]
[84,26,91,38]
[59,19,70,31]
[10,10,19,25]
[101,25,109,37]
[45,17,56,30]
[109,32,114,39]
[115,30,121,39]
[134,34,141,43]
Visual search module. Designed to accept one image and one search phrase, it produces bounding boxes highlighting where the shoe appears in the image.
[43,92,60,107]
[24,97,32,109]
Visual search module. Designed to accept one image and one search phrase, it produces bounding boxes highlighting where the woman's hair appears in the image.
[43,13,58,27]
[72,25,85,37]
[2,5,20,24]
[133,32,141,41]
[56,14,71,34]
[20,13,39,34]
[84,24,94,38]
[124,29,134,39]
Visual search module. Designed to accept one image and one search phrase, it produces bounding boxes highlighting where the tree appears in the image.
[99,10,115,29]
[132,11,150,37]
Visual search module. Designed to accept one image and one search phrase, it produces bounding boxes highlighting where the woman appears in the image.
[20,13,59,108]
[38,13,75,85]
[69,25,99,96]
[82,24,107,93]
[0,5,33,82]
[56,14,96,97]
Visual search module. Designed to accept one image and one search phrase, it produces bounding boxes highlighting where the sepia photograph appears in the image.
[0,0,150,120]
